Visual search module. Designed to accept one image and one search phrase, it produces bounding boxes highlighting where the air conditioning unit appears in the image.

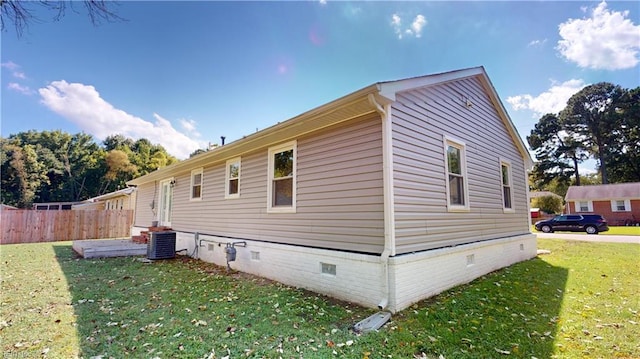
[147,231,176,260]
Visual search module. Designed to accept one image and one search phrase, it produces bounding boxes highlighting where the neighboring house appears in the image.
[72,187,137,212]
[565,183,640,225]
[33,202,80,210]
[127,66,536,313]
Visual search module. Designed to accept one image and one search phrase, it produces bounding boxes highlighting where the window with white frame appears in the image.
[190,168,203,200]
[611,199,630,212]
[500,160,513,211]
[575,201,592,212]
[268,141,296,212]
[444,137,469,211]
[225,157,241,199]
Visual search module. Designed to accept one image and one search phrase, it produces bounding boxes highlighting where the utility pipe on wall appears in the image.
[368,93,396,311]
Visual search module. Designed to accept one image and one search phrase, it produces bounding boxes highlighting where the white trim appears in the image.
[382,104,396,256]
[443,135,470,212]
[190,168,203,201]
[225,157,241,199]
[267,141,297,213]
[158,178,174,227]
[500,159,515,213]
[610,199,631,212]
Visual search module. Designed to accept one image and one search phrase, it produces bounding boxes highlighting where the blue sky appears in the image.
[2,1,639,172]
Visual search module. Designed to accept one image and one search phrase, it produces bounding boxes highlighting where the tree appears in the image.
[560,83,626,184]
[532,195,563,215]
[0,139,47,208]
[606,86,640,182]
[1,0,123,37]
[527,114,587,188]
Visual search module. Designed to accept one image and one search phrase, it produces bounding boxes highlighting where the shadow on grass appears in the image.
[359,257,570,358]
[54,243,568,358]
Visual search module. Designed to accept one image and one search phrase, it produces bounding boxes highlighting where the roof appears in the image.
[565,182,640,201]
[88,187,136,202]
[128,66,533,186]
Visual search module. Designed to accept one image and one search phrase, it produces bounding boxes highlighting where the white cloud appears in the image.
[410,15,427,38]
[318,0,327,5]
[557,1,640,70]
[528,39,547,47]
[507,79,588,117]
[38,80,203,159]
[180,118,201,138]
[391,13,427,39]
[7,82,33,95]
[1,61,27,79]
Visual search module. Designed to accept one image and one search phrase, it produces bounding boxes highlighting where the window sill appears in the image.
[447,205,470,213]
[267,206,296,214]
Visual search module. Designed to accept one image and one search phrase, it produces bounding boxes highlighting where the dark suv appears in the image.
[535,214,609,234]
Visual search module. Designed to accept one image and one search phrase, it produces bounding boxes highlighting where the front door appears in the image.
[158,179,173,227]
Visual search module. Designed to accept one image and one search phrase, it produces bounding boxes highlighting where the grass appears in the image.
[531,225,640,236]
[1,239,638,358]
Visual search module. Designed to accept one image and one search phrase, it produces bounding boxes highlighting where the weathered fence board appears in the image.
[0,210,133,244]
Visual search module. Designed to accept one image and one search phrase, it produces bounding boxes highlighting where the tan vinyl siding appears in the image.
[134,183,157,227]
[170,114,385,254]
[392,77,530,254]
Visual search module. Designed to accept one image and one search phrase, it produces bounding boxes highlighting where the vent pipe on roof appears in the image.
[221,136,226,145]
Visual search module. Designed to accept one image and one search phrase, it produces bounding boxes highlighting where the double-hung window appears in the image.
[500,160,513,211]
[190,168,203,201]
[576,201,592,212]
[611,199,630,212]
[444,136,469,211]
[225,158,241,199]
[268,141,296,213]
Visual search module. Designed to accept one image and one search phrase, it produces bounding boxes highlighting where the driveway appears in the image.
[535,232,640,244]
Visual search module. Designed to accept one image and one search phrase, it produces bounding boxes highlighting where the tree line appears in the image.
[527,82,639,195]
[1,131,177,208]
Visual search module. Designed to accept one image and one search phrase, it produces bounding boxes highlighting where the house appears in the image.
[127,66,536,313]
[565,183,640,226]
[72,187,137,212]
[33,201,80,210]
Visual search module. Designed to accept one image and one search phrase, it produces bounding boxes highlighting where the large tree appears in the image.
[606,86,640,182]
[527,113,587,189]
[560,82,626,184]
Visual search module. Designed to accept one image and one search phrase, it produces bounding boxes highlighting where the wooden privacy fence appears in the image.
[1,210,133,244]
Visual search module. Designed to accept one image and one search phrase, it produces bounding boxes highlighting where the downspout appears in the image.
[368,93,396,311]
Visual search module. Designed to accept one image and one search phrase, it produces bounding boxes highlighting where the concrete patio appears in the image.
[72,238,147,258]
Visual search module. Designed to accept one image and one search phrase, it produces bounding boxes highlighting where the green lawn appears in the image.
[532,225,640,236]
[1,239,638,358]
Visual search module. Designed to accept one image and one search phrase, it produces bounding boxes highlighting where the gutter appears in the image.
[368,93,395,311]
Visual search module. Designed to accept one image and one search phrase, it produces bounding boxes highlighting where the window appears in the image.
[444,137,469,211]
[576,201,592,212]
[500,160,513,211]
[268,141,296,213]
[225,158,241,199]
[190,168,203,200]
[611,199,630,212]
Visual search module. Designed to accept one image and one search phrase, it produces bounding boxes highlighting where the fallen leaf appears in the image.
[494,347,510,355]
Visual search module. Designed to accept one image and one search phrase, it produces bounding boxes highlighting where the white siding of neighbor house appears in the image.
[391,77,530,254]
[141,114,385,254]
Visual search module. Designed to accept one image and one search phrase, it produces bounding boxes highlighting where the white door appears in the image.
[158,179,173,227]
